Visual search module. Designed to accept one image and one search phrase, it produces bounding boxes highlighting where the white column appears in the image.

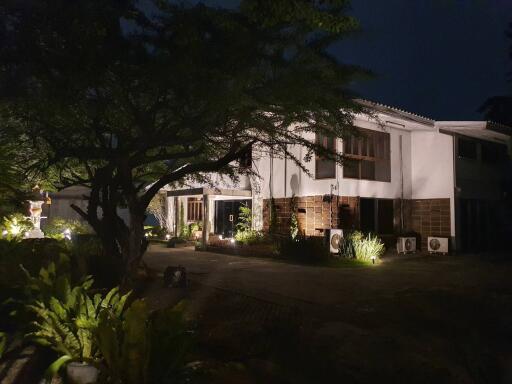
[202,194,209,246]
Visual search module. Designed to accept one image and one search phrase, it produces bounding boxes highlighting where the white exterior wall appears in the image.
[252,117,414,201]
[411,131,456,236]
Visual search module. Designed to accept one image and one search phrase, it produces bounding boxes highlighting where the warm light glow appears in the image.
[165,234,171,240]
[219,235,223,240]
[24,231,30,238]
[230,238,235,244]
[63,228,72,240]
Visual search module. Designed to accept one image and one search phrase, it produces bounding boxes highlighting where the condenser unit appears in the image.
[396,237,416,254]
[328,229,343,254]
[427,236,449,255]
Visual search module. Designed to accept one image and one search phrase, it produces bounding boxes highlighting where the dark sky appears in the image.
[196,0,511,121]
[332,0,512,121]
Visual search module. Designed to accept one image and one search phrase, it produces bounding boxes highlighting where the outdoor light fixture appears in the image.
[165,234,171,240]
[230,238,235,244]
[24,231,30,238]
[1,230,7,237]
[371,256,376,264]
[63,228,72,240]
[219,235,223,240]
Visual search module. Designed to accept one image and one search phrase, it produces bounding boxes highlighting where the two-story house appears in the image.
[165,100,511,251]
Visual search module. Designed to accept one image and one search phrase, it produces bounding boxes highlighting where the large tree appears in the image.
[0,0,369,284]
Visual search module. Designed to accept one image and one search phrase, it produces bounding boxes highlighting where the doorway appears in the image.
[360,198,394,234]
[214,199,252,238]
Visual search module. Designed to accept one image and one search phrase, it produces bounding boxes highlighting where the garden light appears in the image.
[371,255,376,264]
[63,228,72,240]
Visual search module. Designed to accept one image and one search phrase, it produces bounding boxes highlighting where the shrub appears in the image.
[234,229,265,245]
[0,213,33,239]
[97,300,193,384]
[27,278,131,377]
[144,225,167,239]
[43,217,91,239]
[342,231,385,262]
[278,236,329,264]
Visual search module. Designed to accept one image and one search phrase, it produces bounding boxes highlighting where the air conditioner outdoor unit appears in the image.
[328,229,343,254]
[397,237,416,254]
[427,236,449,255]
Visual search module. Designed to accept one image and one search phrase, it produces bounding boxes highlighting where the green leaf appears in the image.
[44,355,72,379]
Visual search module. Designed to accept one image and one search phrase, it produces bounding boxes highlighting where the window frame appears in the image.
[187,197,203,222]
[315,132,337,179]
[342,128,391,182]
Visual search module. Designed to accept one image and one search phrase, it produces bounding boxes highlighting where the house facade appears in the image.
[165,101,511,251]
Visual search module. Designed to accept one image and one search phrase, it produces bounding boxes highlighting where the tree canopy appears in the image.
[0,0,369,283]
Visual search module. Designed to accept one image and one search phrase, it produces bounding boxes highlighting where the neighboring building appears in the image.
[165,101,511,252]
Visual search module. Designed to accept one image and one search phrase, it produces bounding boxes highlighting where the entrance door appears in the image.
[214,200,252,237]
[359,198,394,234]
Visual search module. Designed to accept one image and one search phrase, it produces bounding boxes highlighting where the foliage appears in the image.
[0,213,33,239]
[188,222,201,235]
[144,225,167,239]
[236,204,252,233]
[146,193,170,234]
[179,202,188,239]
[341,231,385,262]
[0,0,368,282]
[27,279,131,368]
[0,331,6,359]
[234,229,265,245]
[97,300,193,384]
[278,236,329,264]
[44,217,92,239]
[290,195,299,240]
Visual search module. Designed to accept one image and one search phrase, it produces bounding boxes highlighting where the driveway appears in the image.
[144,243,512,315]
[144,244,512,383]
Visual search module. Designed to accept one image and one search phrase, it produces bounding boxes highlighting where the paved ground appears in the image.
[145,244,511,314]
[144,244,512,383]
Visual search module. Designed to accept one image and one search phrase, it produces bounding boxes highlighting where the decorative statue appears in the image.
[26,186,46,238]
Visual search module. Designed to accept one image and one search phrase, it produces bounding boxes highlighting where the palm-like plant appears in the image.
[27,280,130,374]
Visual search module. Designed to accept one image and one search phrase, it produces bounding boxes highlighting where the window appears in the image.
[481,142,508,164]
[458,138,477,160]
[343,128,390,182]
[187,197,203,221]
[315,133,336,179]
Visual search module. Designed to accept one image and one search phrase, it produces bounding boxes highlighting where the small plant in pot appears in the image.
[27,277,130,384]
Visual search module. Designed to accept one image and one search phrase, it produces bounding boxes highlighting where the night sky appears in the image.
[195,0,512,121]
[333,0,512,121]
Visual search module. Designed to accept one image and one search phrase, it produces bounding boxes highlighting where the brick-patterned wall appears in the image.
[411,198,451,250]
[263,195,360,236]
